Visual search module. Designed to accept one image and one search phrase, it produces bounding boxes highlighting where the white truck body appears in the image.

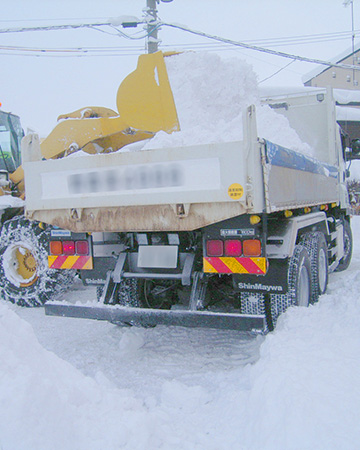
[24,89,347,232]
[22,88,354,333]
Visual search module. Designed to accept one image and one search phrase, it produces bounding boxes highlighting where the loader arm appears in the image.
[9,165,25,198]
[13,51,180,196]
[40,51,180,160]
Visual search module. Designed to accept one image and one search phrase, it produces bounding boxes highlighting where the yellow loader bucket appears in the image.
[40,51,180,160]
[117,51,179,134]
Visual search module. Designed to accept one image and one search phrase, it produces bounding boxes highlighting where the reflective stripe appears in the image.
[203,257,267,274]
[48,255,93,270]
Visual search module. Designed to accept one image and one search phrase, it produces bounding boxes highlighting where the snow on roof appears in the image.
[259,85,323,97]
[302,41,360,84]
[334,88,360,105]
[336,105,360,121]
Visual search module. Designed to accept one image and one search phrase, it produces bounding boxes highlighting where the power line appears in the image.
[0,20,359,72]
[0,20,358,46]
[0,34,358,58]
[0,22,112,33]
[0,17,112,23]
[159,22,360,72]
[259,60,296,84]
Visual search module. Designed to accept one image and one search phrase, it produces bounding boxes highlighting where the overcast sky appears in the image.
[0,0,358,136]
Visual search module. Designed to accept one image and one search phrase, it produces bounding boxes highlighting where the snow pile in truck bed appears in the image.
[141,52,312,154]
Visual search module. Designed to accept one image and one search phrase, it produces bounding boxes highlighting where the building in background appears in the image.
[302,43,360,209]
[303,44,360,145]
[302,43,360,90]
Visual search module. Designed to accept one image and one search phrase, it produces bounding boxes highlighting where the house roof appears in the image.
[302,41,360,84]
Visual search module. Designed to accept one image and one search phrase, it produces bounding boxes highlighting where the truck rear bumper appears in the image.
[45,303,266,333]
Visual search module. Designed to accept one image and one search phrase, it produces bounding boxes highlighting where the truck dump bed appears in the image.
[24,90,343,232]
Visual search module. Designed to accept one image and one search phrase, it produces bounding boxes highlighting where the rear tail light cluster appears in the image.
[206,239,261,257]
[50,240,90,256]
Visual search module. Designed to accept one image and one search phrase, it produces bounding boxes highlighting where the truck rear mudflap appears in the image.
[44,302,266,333]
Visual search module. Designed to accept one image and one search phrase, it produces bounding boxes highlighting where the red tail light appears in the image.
[243,239,261,257]
[206,240,224,257]
[224,240,242,256]
[50,241,62,255]
[63,241,75,255]
[75,240,89,255]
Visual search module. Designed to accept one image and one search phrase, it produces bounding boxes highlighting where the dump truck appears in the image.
[0,108,75,306]
[22,52,359,332]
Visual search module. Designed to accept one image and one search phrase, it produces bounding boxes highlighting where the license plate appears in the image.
[138,245,178,269]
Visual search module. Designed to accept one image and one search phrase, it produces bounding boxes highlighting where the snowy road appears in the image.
[2,217,360,449]
[17,288,262,399]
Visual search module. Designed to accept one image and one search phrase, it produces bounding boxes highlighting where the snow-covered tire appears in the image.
[240,291,265,315]
[96,278,142,307]
[269,245,312,329]
[0,216,75,307]
[118,278,142,307]
[287,245,312,308]
[300,232,328,303]
[335,219,353,272]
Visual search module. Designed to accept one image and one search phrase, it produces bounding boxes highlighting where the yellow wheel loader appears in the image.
[0,109,75,306]
[0,51,180,307]
[40,51,179,160]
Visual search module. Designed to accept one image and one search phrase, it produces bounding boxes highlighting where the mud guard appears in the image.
[45,303,266,333]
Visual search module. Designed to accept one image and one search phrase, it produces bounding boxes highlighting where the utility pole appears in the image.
[343,0,357,86]
[145,0,173,54]
[146,0,159,54]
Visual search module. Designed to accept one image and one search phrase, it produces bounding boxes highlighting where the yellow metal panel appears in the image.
[57,106,118,121]
[116,51,180,133]
[40,115,128,159]
[40,51,179,161]
[9,166,25,197]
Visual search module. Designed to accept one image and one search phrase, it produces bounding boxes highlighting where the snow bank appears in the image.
[4,214,360,450]
[241,217,360,449]
[0,303,159,450]
[242,294,360,449]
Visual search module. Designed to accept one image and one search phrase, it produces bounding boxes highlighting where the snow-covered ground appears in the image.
[2,50,360,448]
[0,216,359,449]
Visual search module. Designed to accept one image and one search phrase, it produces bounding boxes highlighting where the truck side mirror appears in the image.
[346,139,360,160]
[351,139,360,155]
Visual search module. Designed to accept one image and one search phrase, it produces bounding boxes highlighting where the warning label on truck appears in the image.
[228,183,244,200]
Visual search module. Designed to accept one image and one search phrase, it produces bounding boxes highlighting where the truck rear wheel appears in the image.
[300,232,328,303]
[96,278,142,307]
[269,245,312,329]
[0,216,75,306]
[335,219,352,272]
